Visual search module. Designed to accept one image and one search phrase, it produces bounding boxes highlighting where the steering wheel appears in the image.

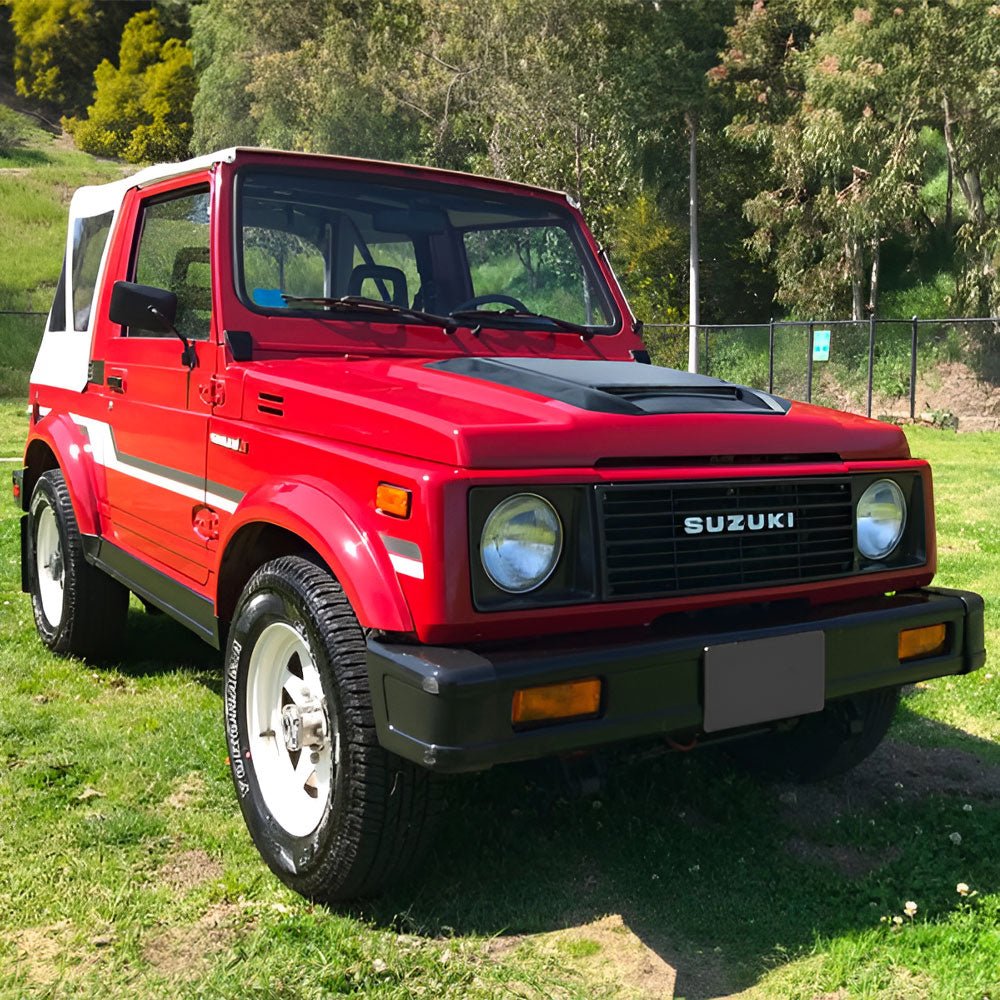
[451,293,529,313]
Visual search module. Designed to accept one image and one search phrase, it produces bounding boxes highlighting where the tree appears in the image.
[4,0,145,113]
[719,1,925,319]
[64,9,195,163]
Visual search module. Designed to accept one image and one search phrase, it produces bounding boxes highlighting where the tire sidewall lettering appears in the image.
[224,572,340,877]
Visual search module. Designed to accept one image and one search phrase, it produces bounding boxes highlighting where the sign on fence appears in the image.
[812,330,831,362]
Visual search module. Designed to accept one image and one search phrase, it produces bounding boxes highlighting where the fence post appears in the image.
[806,321,814,403]
[867,314,876,418]
[910,315,918,421]
[768,317,775,394]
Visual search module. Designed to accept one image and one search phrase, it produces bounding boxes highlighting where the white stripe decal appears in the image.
[388,553,425,579]
[69,413,239,514]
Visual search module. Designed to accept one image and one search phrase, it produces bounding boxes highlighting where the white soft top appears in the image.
[69,145,570,219]
[70,147,238,219]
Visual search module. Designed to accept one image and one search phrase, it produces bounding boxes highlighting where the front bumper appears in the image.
[366,587,986,773]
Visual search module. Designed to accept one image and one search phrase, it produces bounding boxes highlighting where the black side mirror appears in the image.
[109,281,178,332]
[108,281,196,369]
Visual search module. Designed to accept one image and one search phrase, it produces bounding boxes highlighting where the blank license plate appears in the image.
[703,631,825,733]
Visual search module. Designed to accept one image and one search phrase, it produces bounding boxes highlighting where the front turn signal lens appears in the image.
[898,623,948,662]
[376,483,411,518]
[512,678,602,726]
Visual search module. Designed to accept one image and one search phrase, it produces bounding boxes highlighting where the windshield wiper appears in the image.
[449,308,596,340]
[281,294,459,332]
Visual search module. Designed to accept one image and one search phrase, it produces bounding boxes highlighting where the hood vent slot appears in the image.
[258,391,284,416]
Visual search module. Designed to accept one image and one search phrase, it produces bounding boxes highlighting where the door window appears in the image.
[131,189,211,340]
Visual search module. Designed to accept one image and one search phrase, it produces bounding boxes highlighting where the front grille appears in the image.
[597,478,855,599]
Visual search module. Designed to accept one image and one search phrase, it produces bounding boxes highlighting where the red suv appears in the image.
[14,148,985,901]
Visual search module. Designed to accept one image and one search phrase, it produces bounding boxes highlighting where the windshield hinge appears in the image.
[198,376,226,407]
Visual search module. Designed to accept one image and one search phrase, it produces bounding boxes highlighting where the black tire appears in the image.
[728,687,900,782]
[224,555,439,902]
[27,469,129,661]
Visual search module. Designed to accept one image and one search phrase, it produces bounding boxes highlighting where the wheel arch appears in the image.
[22,418,100,535]
[216,483,414,636]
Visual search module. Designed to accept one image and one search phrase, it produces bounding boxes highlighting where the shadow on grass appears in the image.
[0,146,53,169]
[367,717,1000,999]
[103,606,221,690]
[92,610,999,998]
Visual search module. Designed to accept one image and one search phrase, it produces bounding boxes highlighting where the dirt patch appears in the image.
[821,359,1000,431]
[784,836,902,879]
[531,913,677,999]
[159,848,223,894]
[899,360,1000,431]
[776,739,1000,829]
[8,921,101,986]
[164,772,206,810]
[142,902,244,979]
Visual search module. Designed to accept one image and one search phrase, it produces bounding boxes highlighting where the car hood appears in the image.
[240,355,910,467]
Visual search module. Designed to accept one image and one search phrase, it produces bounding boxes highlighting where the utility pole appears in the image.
[687,111,699,373]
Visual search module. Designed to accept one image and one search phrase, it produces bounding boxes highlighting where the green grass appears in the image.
[0,107,127,401]
[0,399,29,458]
[0,122,125,314]
[1,428,997,998]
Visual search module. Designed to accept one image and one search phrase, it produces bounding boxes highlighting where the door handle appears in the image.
[107,370,126,393]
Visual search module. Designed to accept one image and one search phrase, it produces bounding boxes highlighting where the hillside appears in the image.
[0,97,126,397]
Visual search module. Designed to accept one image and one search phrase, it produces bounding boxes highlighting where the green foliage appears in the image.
[607,193,683,325]
[64,9,194,163]
[4,0,143,113]
[0,103,30,153]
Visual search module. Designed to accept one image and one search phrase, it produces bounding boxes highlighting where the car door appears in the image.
[94,183,215,586]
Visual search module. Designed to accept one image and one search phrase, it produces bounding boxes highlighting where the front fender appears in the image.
[24,414,101,535]
[219,478,414,633]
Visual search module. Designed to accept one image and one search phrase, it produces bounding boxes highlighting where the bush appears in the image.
[0,106,31,155]
[64,10,194,163]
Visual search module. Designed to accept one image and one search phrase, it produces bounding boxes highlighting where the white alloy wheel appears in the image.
[246,621,338,838]
[34,503,65,627]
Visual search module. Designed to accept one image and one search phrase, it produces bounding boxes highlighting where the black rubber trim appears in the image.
[225,329,254,361]
[365,586,986,773]
[81,535,219,646]
[19,513,29,594]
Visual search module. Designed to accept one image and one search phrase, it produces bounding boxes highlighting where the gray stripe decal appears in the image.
[110,424,245,504]
[380,534,422,560]
[207,480,245,503]
[119,450,204,491]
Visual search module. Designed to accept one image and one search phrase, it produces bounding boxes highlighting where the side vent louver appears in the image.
[258,392,284,416]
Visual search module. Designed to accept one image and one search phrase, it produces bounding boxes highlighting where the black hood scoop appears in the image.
[428,357,790,416]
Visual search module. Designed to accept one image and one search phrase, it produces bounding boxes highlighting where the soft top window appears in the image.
[71,211,114,331]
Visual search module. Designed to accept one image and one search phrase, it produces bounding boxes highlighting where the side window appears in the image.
[72,212,114,331]
[131,189,211,340]
[49,255,68,331]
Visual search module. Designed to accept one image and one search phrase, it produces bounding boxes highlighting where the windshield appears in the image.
[236,168,618,332]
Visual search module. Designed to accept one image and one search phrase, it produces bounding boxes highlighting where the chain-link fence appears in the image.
[643,317,1000,422]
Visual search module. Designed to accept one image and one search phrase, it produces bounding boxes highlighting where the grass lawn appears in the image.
[0,426,997,999]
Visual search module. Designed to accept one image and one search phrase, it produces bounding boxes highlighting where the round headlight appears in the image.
[480,494,563,593]
[857,479,906,560]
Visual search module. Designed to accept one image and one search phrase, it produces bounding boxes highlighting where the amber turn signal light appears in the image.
[376,483,411,518]
[511,678,602,726]
[898,623,948,662]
